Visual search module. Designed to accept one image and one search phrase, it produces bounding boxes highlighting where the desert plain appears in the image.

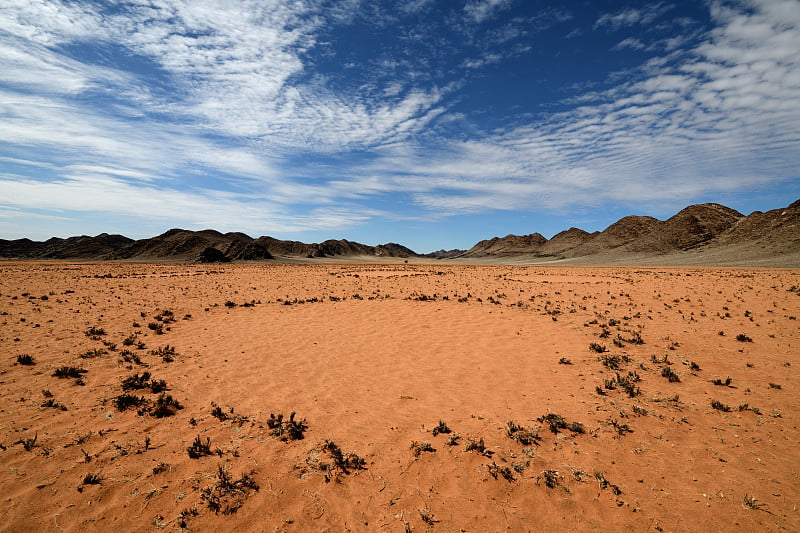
[0,261,798,532]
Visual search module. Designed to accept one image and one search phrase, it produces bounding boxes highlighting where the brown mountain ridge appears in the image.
[1,200,798,265]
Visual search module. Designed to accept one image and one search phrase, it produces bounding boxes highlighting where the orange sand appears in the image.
[1,262,798,531]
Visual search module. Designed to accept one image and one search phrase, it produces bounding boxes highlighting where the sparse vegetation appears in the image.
[53,366,87,382]
[16,354,35,365]
[589,342,607,353]
[743,494,768,511]
[84,326,106,338]
[15,433,38,451]
[661,366,681,382]
[736,333,753,342]
[487,461,515,481]
[431,420,451,436]
[267,412,307,441]
[506,421,541,445]
[541,469,560,488]
[711,377,733,387]
[537,413,584,434]
[711,400,732,412]
[302,440,367,482]
[410,441,435,456]
[114,393,148,412]
[594,472,622,495]
[610,419,633,436]
[201,464,259,514]
[149,393,183,418]
[464,437,489,455]
[187,436,215,458]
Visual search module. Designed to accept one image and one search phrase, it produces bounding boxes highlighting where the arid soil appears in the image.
[1,262,798,532]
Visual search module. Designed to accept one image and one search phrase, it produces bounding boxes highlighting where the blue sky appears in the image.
[1,0,799,253]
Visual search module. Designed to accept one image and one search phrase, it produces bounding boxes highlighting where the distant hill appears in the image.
[0,229,418,262]
[424,249,467,259]
[1,200,797,265]
[451,200,798,265]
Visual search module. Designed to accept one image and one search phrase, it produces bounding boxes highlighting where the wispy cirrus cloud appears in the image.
[337,0,800,215]
[594,3,675,31]
[464,0,514,24]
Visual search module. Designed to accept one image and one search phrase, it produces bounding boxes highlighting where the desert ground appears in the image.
[1,261,798,532]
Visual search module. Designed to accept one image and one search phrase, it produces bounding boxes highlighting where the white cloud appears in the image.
[464,0,513,24]
[612,37,646,51]
[594,3,674,31]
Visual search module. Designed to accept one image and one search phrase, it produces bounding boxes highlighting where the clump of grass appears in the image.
[82,473,102,485]
[149,393,183,418]
[119,349,144,366]
[201,464,259,515]
[147,322,164,334]
[632,405,648,416]
[600,353,628,370]
[558,357,573,365]
[506,421,541,446]
[609,419,633,436]
[537,413,585,435]
[738,404,762,415]
[80,348,108,359]
[121,372,154,391]
[464,437,490,455]
[114,393,148,412]
[187,436,215,458]
[150,345,177,362]
[736,333,753,342]
[53,366,87,384]
[431,420,451,436]
[178,507,199,529]
[743,494,768,511]
[303,440,367,482]
[589,342,607,353]
[84,326,106,338]
[15,433,38,451]
[594,472,622,495]
[445,434,461,446]
[711,377,733,387]
[541,469,560,488]
[41,398,67,411]
[153,462,170,475]
[604,371,641,397]
[266,412,307,441]
[16,354,35,366]
[487,462,515,481]
[418,507,439,526]
[690,361,701,371]
[410,441,435,457]
[711,400,732,412]
[661,366,681,383]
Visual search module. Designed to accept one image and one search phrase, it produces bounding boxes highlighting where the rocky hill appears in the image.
[0,229,417,262]
[1,200,797,265]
